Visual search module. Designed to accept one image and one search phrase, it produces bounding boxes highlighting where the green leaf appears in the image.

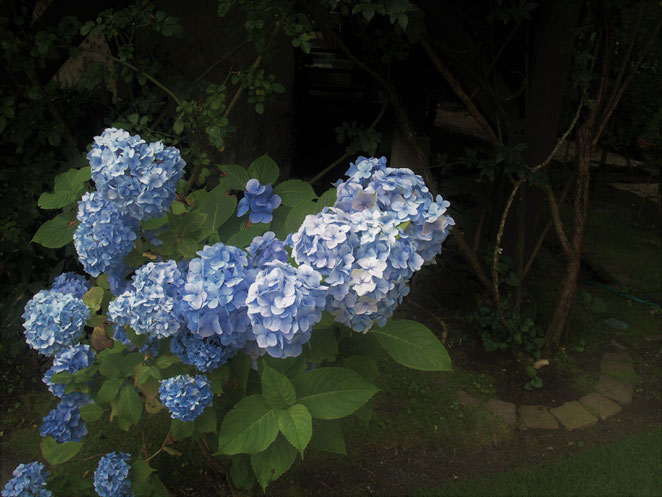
[99,354,123,378]
[225,221,270,248]
[142,214,168,231]
[278,404,312,456]
[373,319,452,371]
[261,362,296,409]
[269,205,290,239]
[217,395,279,455]
[309,419,346,454]
[54,167,91,194]
[172,418,195,439]
[247,154,279,185]
[230,354,252,396]
[198,184,237,234]
[293,367,379,419]
[80,403,104,422]
[209,365,230,395]
[156,354,179,369]
[250,435,297,491]
[230,455,255,490]
[284,201,316,236]
[217,164,250,190]
[95,378,123,404]
[263,355,307,380]
[274,179,317,207]
[176,236,199,259]
[195,407,217,434]
[41,436,83,465]
[32,213,76,248]
[342,355,378,380]
[181,211,208,235]
[316,188,337,211]
[305,327,338,363]
[37,191,79,209]
[131,459,155,485]
[82,286,104,312]
[116,384,142,425]
[354,398,374,425]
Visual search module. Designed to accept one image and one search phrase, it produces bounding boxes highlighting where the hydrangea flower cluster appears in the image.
[93,452,134,497]
[51,272,91,298]
[43,344,96,398]
[170,332,232,372]
[75,128,185,278]
[178,243,253,349]
[1,462,51,497]
[334,156,454,264]
[74,192,139,277]
[237,179,281,223]
[40,394,90,442]
[246,261,327,358]
[87,127,185,220]
[22,289,89,356]
[246,231,289,269]
[109,261,184,340]
[159,374,213,421]
[290,156,453,332]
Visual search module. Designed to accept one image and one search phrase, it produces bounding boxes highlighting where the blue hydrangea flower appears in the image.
[87,128,185,220]
[22,290,89,357]
[40,395,90,443]
[2,462,51,497]
[178,243,253,349]
[170,331,235,372]
[108,261,184,340]
[93,452,134,497]
[334,157,455,264]
[74,192,139,277]
[237,179,281,224]
[246,231,289,268]
[246,261,327,358]
[51,272,91,299]
[106,263,133,297]
[159,374,213,422]
[43,345,96,398]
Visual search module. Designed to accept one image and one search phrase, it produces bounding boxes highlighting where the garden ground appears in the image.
[1,164,660,496]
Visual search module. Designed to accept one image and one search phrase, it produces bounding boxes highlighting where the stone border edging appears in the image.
[457,345,635,431]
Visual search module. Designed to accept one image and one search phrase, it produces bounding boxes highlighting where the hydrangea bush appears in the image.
[16,128,454,494]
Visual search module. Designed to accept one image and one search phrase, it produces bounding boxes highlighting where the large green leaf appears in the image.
[54,166,91,193]
[116,384,142,425]
[247,154,279,185]
[225,221,270,248]
[32,213,77,248]
[198,184,237,234]
[217,164,250,190]
[284,201,316,236]
[274,179,317,207]
[250,435,297,491]
[41,436,83,465]
[315,188,337,211]
[261,362,296,409]
[80,403,104,423]
[278,404,312,456]
[37,191,79,209]
[217,395,279,455]
[373,319,452,371]
[95,378,123,404]
[305,327,338,363]
[309,419,346,454]
[293,367,379,419]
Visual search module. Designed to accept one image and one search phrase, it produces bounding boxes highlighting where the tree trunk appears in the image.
[545,127,593,346]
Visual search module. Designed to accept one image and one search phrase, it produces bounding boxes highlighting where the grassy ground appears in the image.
[419,427,662,497]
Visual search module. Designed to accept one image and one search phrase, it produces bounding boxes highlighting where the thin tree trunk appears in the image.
[545,127,593,346]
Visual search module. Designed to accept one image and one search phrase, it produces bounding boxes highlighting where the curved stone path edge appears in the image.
[456,348,635,431]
